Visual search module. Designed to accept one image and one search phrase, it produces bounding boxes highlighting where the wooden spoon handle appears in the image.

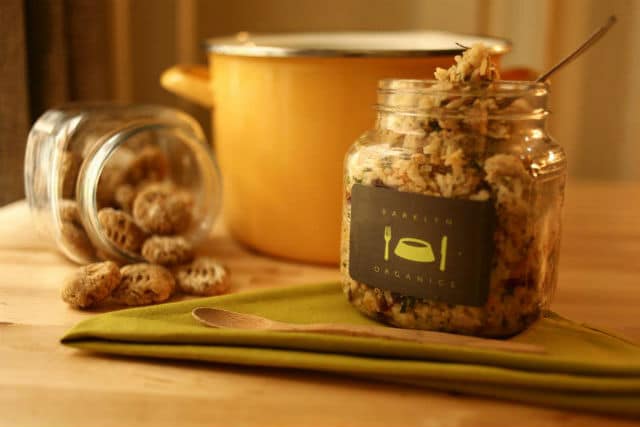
[278,323,545,354]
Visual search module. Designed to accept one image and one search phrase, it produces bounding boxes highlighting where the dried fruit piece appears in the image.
[114,184,136,213]
[112,263,175,306]
[61,151,81,198]
[98,208,146,254]
[132,184,193,234]
[61,261,121,309]
[124,146,169,186]
[142,235,194,266]
[59,200,94,259]
[174,256,230,296]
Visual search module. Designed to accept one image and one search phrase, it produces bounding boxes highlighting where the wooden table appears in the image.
[2,181,639,426]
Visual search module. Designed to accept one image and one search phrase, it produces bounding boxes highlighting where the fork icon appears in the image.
[384,225,391,261]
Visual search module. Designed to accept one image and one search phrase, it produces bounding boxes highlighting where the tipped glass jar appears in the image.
[341,80,566,337]
[25,104,221,264]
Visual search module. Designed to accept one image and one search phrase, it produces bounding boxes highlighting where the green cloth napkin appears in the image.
[61,282,640,417]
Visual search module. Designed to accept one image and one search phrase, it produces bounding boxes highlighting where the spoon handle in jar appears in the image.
[278,322,545,354]
[536,15,617,82]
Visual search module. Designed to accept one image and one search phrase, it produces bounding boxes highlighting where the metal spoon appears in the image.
[192,307,545,354]
[536,15,617,82]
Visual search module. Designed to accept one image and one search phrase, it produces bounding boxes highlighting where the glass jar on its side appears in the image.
[24,104,221,264]
[341,80,566,337]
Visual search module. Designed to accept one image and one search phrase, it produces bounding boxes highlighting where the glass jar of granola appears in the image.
[341,63,566,337]
[25,104,221,264]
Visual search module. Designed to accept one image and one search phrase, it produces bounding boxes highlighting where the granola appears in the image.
[340,44,566,337]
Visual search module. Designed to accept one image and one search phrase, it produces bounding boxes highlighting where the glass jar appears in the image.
[24,104,221,264]
[341,79,566,337]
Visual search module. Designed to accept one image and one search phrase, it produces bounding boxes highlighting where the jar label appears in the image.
[348,184,496,306]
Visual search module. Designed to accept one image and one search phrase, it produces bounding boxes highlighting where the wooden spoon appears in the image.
[192,307,545,354]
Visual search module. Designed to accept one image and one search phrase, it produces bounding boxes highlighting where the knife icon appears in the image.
[384,225,391,261]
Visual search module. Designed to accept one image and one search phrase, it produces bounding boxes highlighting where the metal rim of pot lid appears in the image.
[204,30,511,58]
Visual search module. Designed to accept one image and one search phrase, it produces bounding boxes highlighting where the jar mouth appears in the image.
[376,79,549,120]
[76,119,221,264]
[378,79,549,96]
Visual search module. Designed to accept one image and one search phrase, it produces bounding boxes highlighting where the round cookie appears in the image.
[98,208,146,254]
[132,184,193,235]
[124,146,169,186]
[59,199,95,259]
[114,184,136,213]
[174,256,230,296]
[141,235,194,266]
[61,261,121,309]
[112,263,175,306]
[95,147,134,208]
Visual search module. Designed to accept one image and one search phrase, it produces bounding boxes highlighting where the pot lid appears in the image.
[205,31,511,58]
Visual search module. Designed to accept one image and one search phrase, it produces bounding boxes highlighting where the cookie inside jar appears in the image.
[340,44,567,338]
[51,108,221,265]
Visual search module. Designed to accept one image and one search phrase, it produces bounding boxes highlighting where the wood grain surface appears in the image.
[1,181,639,426]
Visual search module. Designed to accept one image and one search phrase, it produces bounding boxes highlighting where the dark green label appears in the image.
[348,184,496,306]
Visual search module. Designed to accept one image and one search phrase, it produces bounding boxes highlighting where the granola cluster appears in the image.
[341,44,565,337]
[59,140,230,310]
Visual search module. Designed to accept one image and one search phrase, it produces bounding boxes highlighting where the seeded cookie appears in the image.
[112,263,175,306]
[61,261,121,309]
[142,235,194,266]
[98,208,146,254]
[59,200,94,259]
[96,147,135,208]
[96,164,125,208]
[114,184,136,213]
[124,146,169,186]
[174,256,230,296]
[132,184,193,234]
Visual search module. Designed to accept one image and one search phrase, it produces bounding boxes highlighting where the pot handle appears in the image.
[160,65,213,108]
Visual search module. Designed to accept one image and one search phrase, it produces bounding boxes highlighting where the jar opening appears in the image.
[376,79,549,121]
[378,79,549,95]
[76,121,221,264]
[25,104,222,265]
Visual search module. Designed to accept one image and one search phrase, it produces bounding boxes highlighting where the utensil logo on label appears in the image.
[382,224,448,270]
[348,184,495,306]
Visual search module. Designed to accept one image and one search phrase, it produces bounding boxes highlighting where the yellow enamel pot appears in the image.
[161,31,510,264]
